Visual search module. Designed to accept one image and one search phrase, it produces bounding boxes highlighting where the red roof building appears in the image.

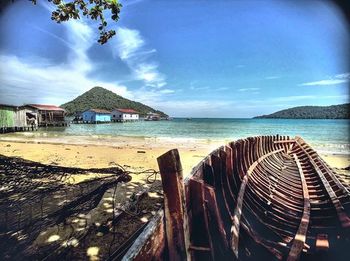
[27,104,65,112]
[111,108,139,122]
[115,108,138,114]
[25,104,65,126]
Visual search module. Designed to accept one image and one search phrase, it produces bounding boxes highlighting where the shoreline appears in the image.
[1,133,349,154]
[1,136,349,175]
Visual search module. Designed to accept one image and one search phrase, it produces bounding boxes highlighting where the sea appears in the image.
[1,118,349,155]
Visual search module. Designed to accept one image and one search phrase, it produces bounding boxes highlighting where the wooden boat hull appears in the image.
[124,135,350,260]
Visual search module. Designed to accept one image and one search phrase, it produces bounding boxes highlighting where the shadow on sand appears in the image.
[0,154,133,260]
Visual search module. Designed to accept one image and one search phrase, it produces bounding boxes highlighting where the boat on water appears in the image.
[144,112,161,121]
[123,135,350,260]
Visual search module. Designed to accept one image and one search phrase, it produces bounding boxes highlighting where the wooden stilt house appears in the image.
[26,104,66,127]
[0,104,38,133]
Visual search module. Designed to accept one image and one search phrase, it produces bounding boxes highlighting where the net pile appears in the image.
[0,155,162,260]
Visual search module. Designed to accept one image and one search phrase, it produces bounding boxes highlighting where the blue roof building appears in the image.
[82,109,111,123]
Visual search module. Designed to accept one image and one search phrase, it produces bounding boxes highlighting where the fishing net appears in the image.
[0,155,163,260]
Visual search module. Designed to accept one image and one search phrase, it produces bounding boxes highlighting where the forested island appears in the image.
[254,103,350,119]
[61,87,167,117]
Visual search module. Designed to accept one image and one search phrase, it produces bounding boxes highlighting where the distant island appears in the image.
[254,103,350,119]
[61,86,168,117]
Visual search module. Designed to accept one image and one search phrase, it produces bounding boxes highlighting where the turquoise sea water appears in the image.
[2,118,350,154]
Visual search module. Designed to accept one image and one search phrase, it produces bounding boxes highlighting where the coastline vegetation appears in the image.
[254,103,350,119]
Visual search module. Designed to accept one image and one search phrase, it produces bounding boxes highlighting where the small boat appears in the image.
[123,135,350,260]
[144,112,161,121]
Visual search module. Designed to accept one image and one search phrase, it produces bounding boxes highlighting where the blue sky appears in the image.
[0,0,349,117]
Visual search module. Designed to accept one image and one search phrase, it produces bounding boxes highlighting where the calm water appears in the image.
[3,118,350,154]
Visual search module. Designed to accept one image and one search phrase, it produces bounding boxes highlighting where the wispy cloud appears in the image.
[159,89,175,94]
[265,76,280,80]
[113,27,166,88]
[216,87,229,91]
[190,86,210,91]
[0,55,132,106]
[0,6,170,108]
[300,73,350,86]
[238,87,260,92]
[0,19,132,105]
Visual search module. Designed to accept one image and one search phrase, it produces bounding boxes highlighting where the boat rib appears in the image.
[124,135,350,261]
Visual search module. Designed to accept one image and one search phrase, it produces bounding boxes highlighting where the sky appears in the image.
[0,0,349,118]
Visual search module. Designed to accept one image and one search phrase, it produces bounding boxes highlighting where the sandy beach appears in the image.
[0,138,222,178]
[0,137,349,176]
[1,135,349,260]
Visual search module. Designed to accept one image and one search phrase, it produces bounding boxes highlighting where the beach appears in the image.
[0,119,349,259]
[0,123,349,260]
[0,138,223,178]
[0,136,349,177]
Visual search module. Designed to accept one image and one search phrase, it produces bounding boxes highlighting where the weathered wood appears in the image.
[122,210,166,261]
[204,185,232,260]
[219,149,236,217]
[273,139,296,144]
[231,148,284,258]
[187,179,213,260]
[157,149,191,261]
[127,136,350,261]
[287,154,310,261]
[295,138,350,228]
[211,154,232,240]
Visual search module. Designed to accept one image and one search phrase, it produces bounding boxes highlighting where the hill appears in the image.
[254,103,350,119]
[61,87,168,117]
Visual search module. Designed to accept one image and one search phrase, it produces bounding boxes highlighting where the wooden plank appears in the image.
[121,211,166,261]
[188,179,213,260]
[204,185,230,260]
[287,154,310,261]
[219,149,236,217]
[211,154,232,239]
[231,148,284,258]
[273,140,296,144]
[295,139,350,228]
[157,149,191,261]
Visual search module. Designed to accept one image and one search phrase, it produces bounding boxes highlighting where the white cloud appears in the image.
[159,89,175,94]
[113,27,166,88]
[335,73,350,79]
[190,86,210,91]
[0,8,169,109]
[238,87,260,92]
[265,76,280,80]
[300,79,348,86]
[0,19,132,106]
[300,72,350,86]
[0,55,132,105]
